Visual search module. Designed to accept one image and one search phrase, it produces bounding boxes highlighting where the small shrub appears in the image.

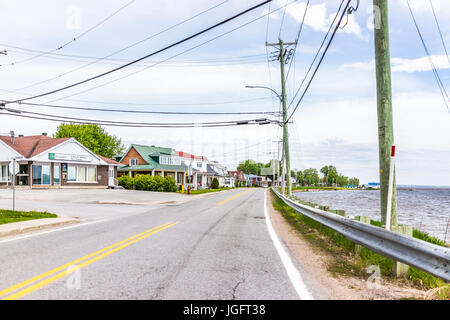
[162,176,177,192]
[151,175,165,192]
[211,178,219,189]
[118,175,134,189]
[134,175,152,191]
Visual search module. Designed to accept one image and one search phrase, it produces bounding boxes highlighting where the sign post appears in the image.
[385,145,396,230]
[10,156,23,212]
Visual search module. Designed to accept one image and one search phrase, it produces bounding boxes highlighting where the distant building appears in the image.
[0,133,121,189]
[366,182,380,189]
[118,144,188,185]
[229,170,246,186]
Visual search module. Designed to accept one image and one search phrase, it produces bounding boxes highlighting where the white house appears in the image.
[0,133,122,189]
[207,161,235,188]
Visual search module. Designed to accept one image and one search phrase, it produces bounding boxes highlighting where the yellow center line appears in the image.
[0,221,176,299]
[4,222,178,300]
[216,189,252,205]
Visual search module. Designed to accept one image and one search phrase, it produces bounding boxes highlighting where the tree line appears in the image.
[296,165,359,187]
[237,160,360,188]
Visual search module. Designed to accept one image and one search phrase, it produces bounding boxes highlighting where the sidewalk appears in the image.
[0,216,82,238]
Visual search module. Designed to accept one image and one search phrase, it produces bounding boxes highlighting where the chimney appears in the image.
[42,132,47,136]
[10,131,14,144]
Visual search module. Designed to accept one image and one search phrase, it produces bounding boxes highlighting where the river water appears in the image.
[293,188,450,242]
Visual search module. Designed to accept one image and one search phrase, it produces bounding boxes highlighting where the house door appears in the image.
[108,166,115,187]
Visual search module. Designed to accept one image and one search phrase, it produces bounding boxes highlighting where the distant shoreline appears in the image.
[292,186,450,192]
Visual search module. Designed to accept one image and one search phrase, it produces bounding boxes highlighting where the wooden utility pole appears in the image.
[373,0,397,226]
[266,40,296,195]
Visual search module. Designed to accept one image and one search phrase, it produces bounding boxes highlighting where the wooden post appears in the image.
[373,0,397,226]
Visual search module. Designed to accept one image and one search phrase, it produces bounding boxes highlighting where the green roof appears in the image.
[118,144,188,172]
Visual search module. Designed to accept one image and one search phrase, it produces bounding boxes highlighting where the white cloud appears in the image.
[397,0,446,13]
[340,55,450,73]
[276,0,365,39]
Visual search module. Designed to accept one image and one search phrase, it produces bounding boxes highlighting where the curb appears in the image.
[0,217,83,238]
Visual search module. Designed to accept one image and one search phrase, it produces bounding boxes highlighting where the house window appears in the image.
[32,164,51,185]
[1,165,11,182]
[197,162,202,168]
[68,166,76,182]
[129,159,138,166]
[54,165,60,185]
[68,165,97,183]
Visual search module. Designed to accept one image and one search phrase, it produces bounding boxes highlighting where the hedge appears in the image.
[118,174,177,192]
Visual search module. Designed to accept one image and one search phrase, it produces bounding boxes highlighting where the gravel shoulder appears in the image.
[266,190,427,300]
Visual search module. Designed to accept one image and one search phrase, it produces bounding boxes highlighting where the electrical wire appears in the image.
[429,0,450,65]
[0,112,270,128]
[407,0,450,115]
[0,107,275,128]
[286,0,351,124]
[0,1,232,95]
[3,101,280,116]
[285,0,310,82]
[2,46,265,65]
[278,0,289,39]
[264,1,278,114]
[28,0,298,106]
[5,0,272,105]
[286,0,345,112]
[2,0,138,67]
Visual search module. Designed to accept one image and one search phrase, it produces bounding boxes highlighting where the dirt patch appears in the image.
[266,190,427,300]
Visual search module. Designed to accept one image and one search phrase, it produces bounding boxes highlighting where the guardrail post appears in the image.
[391,225,413,278]
[354,216,372,255]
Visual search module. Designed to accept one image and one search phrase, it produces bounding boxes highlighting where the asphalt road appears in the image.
[0,188,319,300]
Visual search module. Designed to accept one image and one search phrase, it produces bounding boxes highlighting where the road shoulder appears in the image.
[0,216,83,239]
[266,189,426,300]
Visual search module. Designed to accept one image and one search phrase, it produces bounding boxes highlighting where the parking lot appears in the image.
[0,188,198,221]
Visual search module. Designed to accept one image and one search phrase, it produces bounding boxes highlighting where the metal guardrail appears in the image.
[271,188,450,282]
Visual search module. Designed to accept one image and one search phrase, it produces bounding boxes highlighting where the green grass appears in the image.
[292,186,349,191]
[270,190,449,299]
[0,209,57,225]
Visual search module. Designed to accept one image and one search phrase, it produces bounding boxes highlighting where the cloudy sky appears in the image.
[0,0,449,186]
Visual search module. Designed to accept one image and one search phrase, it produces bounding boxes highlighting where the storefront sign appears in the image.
[49,153,92,162]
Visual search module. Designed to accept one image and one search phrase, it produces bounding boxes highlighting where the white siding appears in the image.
[0,140,20,161]
[32,140,103,165]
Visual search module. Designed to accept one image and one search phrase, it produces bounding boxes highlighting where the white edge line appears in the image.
[264,189,315,300]
[0,219,106,244]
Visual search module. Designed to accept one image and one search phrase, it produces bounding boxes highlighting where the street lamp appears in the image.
[245,85,282,102]
[11,156,23,211]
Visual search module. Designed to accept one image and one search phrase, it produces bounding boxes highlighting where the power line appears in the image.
[0,107,276,128]
[5,0,272,105]
[2,46,265,65]
[286,0,351,124]
[0,112,271,128]
[0,88,273,106]
[3,101,280,116]
[285,0,310,82]
[286,0,345,111]
[2,0,138,67]
[429,0,450,65]
[287,0,345,110]
[278,0,289,39]
[28,0,298,106]
[407,0,450,115]
[0,1,234,95]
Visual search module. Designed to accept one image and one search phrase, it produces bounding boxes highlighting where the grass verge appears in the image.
[0,209,57,225]
[293,186,351,191]
[270,190,449,300]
